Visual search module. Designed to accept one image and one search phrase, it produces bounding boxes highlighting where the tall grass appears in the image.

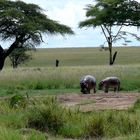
[26,97,140,139]
[1,96,140,139]
[0,127,47,140]
[0,64,139,93]
[0,127,22,140]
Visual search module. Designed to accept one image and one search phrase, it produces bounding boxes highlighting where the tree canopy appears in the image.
[79,0,140,65]
[0,0,74,70]
[79,0,140,28]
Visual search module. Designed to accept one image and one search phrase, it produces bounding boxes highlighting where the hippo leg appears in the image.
[81,89,84,94]
[105,87,108,93]
[88,89,90,94]
[93,88,96,93]
[81,89,86,94]
[118,84,120,91]
[114,85,120,93]
[114,87,117,92]
[82,91,86,94]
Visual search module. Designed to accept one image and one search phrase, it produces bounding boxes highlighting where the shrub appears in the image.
[27,97,66,134]
[133,99,140,109]
[9,94,27,108]
[104,110,139,137]
[84,114,105,138]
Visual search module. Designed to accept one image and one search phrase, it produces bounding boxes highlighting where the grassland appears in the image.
[0,64,139,96]
[2,47,140,93]
[0,47,140,140]
[5,47,140,67]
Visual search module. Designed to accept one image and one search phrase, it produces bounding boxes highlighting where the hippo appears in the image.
[98,77,120,93]
[80,75,96,94]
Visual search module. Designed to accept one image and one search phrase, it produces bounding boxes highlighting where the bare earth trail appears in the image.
[58,93,140,112]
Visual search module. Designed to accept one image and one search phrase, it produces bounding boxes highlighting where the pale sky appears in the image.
[1,0,140,48]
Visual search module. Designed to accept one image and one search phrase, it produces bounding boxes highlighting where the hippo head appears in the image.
[98,81,104,90]
[80,82,88,94]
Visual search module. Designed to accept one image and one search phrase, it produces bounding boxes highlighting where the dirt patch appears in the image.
[58,92,140,112]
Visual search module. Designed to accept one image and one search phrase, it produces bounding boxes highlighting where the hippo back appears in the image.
[80,75,96,84]
[103,77,120,85]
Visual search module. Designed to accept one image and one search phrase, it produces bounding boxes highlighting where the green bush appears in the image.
[9,94,27,108]
[133,99,140,109]
[103,110,139,137]
[27,97,66,134]
[84,114,105,138]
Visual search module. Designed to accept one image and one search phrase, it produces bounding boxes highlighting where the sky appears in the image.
[1,0,140,48]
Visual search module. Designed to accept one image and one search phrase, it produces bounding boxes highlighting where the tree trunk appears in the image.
[12,60,17,69]
[108,42,113,65]
[0,39,20,70]
[0,45,5,70]
[0,55,5,70]
[112,51,117,65]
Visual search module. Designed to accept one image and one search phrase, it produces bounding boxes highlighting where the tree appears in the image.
[79,0,140,65]
[0,0,74,70]
[9,45,34,68]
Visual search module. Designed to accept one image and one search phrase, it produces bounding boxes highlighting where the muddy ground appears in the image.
[58,92,140,112]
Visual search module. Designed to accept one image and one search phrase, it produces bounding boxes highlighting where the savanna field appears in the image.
[0,47,140,140]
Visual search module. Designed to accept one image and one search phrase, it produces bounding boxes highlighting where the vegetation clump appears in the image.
[9,94,27,108]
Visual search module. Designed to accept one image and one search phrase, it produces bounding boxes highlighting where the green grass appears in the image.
[0,47,140,139]
[0,127,47,140]
[0,64,139,96]
[25,97,140,139]
[1,47,139,94]
[2,47,140,92]
[5,47,140,67]
[1,97,140,139]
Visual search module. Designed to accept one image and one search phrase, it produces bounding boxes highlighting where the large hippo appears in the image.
[98,77,120,93]
[80,75,96,94]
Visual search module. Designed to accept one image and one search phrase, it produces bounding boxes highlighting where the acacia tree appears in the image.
[79,0,140,65]
[0,0,74,70]
[9,45,34,68]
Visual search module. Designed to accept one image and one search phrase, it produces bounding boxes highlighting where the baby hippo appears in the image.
[98,77,120,93]
[80,75,96,94]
